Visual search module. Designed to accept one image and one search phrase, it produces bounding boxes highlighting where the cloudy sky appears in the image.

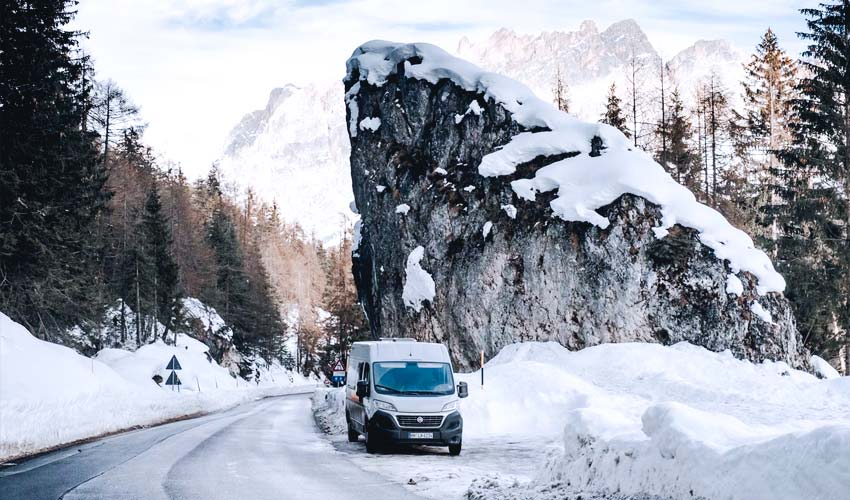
[74,0,814,178]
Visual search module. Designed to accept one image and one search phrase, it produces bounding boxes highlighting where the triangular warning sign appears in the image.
[333,361,345,372]
[165,371,182,386]
[166,355,182,370]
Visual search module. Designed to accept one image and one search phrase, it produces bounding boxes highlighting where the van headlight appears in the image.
[373,400,397,412]
[441,401,458,411]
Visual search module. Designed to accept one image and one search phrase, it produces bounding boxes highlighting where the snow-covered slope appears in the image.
[463,342,850,500]
[0,311,315,461]
[217,82,353,243]
[217,20,743,244]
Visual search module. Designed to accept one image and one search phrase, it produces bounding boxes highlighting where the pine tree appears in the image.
[776,1,850,368]
[601,83,630,138]
[552,65,570,113]
[0,0,110,337]
[660,89,701,191]
[141,184,180,342]
[738,29,799,246]
[321,229,368,373]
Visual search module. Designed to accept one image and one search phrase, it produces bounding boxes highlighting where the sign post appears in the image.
[480,350,485,388]
[331,360,346,387]
[165,355,182,392]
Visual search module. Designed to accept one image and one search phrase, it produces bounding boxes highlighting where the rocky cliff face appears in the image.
[345,42,807,371]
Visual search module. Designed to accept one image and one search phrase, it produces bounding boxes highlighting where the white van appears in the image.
[345,338,468,455]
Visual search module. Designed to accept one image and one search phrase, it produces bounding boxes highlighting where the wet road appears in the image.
[0,393,419,500]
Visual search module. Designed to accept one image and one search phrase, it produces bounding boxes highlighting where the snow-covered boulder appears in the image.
[345,41,807,370]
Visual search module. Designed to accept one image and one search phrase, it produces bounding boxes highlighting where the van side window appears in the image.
[346,361,357,388]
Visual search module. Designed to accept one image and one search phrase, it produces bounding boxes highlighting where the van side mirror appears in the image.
[356,380,370,399]
[457,381,468,399]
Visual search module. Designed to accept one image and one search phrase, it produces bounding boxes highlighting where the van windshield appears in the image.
[372,362,455,396]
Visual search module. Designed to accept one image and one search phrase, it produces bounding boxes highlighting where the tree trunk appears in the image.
[135,260,141,346]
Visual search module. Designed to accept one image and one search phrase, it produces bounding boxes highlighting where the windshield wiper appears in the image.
[374,384,403,394]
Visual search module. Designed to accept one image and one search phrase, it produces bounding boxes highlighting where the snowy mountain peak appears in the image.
[217,81,353,243]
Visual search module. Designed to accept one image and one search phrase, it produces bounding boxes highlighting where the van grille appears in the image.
[397,415,443,428]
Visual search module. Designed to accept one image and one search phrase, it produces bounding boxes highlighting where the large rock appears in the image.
[345,42,807,371]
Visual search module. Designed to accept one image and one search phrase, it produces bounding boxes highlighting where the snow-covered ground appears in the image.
[0,312,317,462]
[313,342,850,500]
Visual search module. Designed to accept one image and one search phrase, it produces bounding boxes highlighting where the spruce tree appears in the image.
[141,184,181,342]
[739,29,799,245]
[777,1,850,366]
[0,0,109,336]
[601,83,630,138]
[659,90,700,191]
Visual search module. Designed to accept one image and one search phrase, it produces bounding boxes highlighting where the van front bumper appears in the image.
[368,410,462,447]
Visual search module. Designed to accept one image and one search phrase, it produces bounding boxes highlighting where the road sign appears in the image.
[331,360,345,387]
[166,371,182,386]
[166,355,182,371]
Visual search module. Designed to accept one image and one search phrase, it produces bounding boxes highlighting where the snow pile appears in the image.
[401,246,436,312]
[0,312,316,461]
[395,203,411,215]
[346,41,785,294]
[96,334,236,392]
[812,355,841,380]
[458,341,850,500]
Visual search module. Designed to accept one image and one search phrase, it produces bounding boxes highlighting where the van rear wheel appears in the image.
[346,413,359,442]
[448,442,462,456]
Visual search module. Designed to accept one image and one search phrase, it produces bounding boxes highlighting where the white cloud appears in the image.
[73,0,815,178]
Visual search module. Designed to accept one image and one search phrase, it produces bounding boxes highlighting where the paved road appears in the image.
[0,393,419,500]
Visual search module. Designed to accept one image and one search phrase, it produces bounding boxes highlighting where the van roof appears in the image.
[351,340,451,363]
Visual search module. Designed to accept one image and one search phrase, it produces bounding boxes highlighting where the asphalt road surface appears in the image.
[0,393,419,500]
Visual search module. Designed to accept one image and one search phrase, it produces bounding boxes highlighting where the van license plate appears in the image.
[408,432,433,439]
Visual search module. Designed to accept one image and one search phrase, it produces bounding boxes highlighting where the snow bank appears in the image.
[402,246,435,312]
[0,312,316,461]
[459,341,850,500]
[346,41,785,294]
[312,388,347,435]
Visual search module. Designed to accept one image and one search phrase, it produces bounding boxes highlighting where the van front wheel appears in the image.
[448,442,462,456]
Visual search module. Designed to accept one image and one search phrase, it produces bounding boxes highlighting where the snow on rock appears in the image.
[501,204,517,219]
[376,185,386,193]
[434,167,448,176]
[0,311,315,461]
[750,301,773,324]
[811,355,841,380]
[346,41,782,294]
[182,297,232,340]
[482,221,493,238]
[395,203,411,215]
[463,185,476,192]
[359,116,381,131]
[346,82,360,138]
[401,246,435,312]
[460,341,850,500]
[347,40,806,371]
[726,273,744,296]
